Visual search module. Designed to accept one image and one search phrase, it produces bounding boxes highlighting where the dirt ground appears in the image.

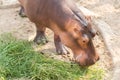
[78,0,120,79]
[78,0,120,43]
[0,0,120,80]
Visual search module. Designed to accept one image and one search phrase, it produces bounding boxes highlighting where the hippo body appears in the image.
[18,0,99,66]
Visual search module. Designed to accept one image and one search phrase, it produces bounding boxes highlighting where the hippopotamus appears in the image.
[18,0,99,66]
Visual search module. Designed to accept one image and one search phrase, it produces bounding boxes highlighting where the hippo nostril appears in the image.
[96,56,100,61]
[93,56,100,64]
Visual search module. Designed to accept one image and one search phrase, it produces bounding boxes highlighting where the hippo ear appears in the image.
[82,34,89,44]
[90,28,96,38]
[85,16,96,37]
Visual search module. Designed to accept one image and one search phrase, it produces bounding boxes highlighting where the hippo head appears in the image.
[60,17,99,66]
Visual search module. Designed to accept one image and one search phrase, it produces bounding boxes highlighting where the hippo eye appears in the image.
[82,40,86,43]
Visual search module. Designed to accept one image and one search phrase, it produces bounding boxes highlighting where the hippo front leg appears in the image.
[34,23,48,45]
[19,6,26,17]
[54,34,69,55]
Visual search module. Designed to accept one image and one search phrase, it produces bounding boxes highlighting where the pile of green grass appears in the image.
[0,34,104,80]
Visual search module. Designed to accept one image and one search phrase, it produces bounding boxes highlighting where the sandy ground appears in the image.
[0,0,120,79]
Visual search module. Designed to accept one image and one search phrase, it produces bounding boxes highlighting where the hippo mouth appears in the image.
[75,53,83,62]
[74,52,98,66]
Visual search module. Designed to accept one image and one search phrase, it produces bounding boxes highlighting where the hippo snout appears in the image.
[75,53,100,66]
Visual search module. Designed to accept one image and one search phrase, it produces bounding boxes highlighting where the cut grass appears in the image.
[0,34,104,80]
